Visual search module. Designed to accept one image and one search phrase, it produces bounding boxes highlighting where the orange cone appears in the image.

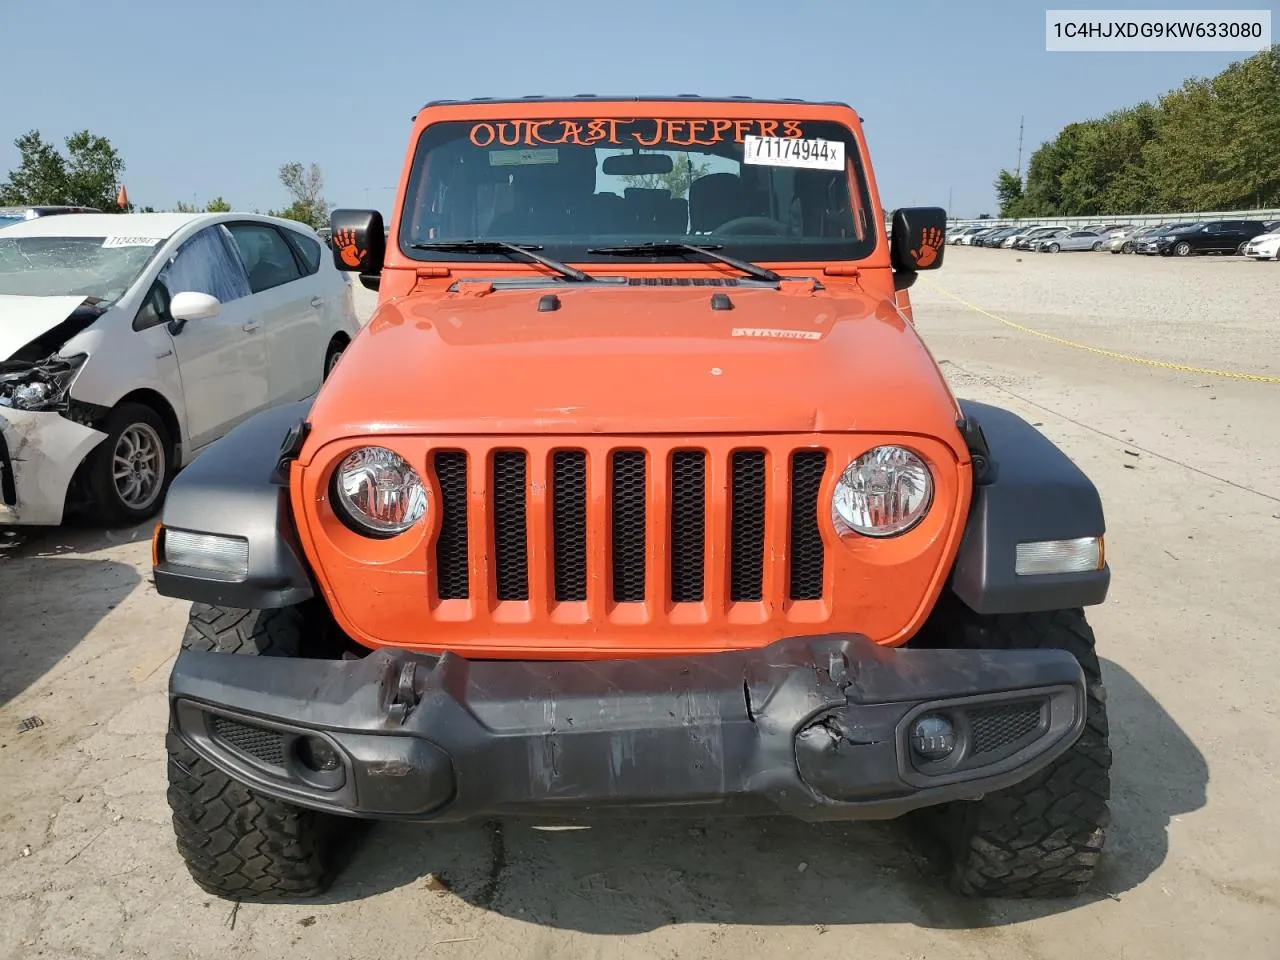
[116,184,128,209]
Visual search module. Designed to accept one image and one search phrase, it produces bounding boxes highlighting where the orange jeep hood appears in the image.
[306,280,963,446]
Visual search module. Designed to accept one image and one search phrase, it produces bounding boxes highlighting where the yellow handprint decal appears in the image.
[334,227,363,268]
[911,226,943,268]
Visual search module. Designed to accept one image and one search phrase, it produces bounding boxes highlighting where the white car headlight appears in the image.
[332,446,427,536]
[831,446,933,538]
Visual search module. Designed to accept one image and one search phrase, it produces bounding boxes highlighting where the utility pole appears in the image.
[947,186,953,213]
[1015,115,1025,180]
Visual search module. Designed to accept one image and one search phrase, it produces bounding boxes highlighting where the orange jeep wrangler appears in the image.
[153,95,1111,902]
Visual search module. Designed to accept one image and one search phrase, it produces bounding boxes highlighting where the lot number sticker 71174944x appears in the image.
[743,134,844,171]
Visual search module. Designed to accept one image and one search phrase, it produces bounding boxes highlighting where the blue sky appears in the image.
[1,0,1267,218]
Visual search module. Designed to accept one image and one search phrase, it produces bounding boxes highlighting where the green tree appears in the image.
[998,44,1279,216]
[268,161,327,228]
[993,170,1024,216]
[0,129,126,210]
[204,196,231,212]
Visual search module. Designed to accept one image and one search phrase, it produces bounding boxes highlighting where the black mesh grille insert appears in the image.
[433,452,469,600]
[611,451,647,602]
[492,452,529,601]
[788,451,827,600]
[552,451,588,602]
[970,702,1042,756]
[730,451,766,602]
[211,716,284,767]
[670,451,706,603]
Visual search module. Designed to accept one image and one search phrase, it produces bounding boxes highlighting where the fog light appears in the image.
[296,735,340,772]
[163,529,249,578]
[910,714,956,762]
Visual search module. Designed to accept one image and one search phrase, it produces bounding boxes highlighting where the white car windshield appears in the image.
[0,236,163,300]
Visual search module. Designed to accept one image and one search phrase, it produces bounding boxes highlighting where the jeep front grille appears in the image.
[425,441,831,613]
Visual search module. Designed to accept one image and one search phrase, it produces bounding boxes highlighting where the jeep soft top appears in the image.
[152,95,1112,903]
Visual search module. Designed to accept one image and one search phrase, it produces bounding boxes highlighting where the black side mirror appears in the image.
[329,209,386,276]
[890,207,947,282]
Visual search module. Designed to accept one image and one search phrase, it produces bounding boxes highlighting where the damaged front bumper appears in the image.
[0,408,107,525]
[168,633,1087,822]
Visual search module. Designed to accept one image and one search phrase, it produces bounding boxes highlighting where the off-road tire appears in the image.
[166,603,348,900]
[915,604,1111,898]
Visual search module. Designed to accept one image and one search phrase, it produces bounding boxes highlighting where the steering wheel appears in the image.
[711,216,791,237]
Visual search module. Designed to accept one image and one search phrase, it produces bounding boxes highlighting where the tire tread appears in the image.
[929,607,1112,898]
[167,602,341,900]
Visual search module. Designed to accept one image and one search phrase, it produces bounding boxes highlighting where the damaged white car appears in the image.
[0,212,361,526]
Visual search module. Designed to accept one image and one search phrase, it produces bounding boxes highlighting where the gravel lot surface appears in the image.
[2,247,1277,959]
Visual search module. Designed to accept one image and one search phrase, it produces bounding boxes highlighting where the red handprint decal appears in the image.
[911,227,943,268]
[334,227,363,268]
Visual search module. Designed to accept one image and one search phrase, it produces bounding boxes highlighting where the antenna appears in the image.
[1015,115,1025,180]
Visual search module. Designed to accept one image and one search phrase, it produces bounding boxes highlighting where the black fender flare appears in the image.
[949,399,1110,615]
[153,401,315,609]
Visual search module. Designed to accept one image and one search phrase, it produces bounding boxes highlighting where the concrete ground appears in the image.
[2,247,1278,959]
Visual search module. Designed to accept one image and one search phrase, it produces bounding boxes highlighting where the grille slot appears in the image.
[730,451,766,602]
[211,716,285,767]
[970,702,1043,756]
[552,451,588,602]
[433,452,469,600]
[670,451,707,603]
[788,451,827,600]
[492,451,529,601]
[611,451,647,602]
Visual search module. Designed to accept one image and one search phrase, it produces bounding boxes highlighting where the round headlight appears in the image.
[831,446,933,538]
[332,446,427,537]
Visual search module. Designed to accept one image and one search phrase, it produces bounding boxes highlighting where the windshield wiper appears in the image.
[409,240,594,282]
[585,241,783,283]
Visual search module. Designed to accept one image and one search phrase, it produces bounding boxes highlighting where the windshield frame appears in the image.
[395,111,882,269]
[0,234,168,302]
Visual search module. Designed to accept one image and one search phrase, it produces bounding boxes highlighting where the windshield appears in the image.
[0,215,25,230]
[0,236,164,300]
[399,115,878,265]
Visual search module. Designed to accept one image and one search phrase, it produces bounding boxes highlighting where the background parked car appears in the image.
[1015,226,1067,250]
[0,211,362,527]
[1148,219,1270,256]
[0,205,100,229]
[1134,222,1197,254]
[1002,224,1044,247]
[952,226,995,245]
[1105,224,1162,253]
[976,226,1017,247]
[1037,229,1106,252]
[1242,226,1280,260]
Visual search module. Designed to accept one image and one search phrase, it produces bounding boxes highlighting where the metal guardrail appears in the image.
[941,208,1280,229]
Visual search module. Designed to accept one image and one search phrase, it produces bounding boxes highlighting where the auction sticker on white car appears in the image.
[102,236,165,247]
[743,134,844,170]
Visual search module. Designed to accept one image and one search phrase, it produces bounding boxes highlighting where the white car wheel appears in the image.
[86,402,174,526]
